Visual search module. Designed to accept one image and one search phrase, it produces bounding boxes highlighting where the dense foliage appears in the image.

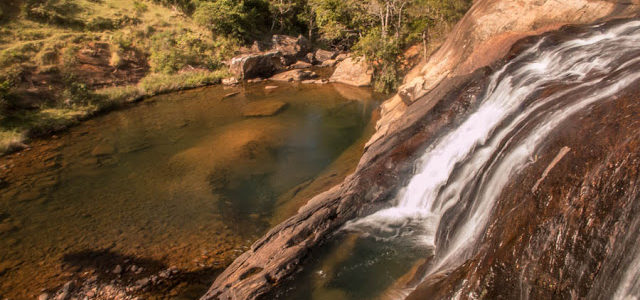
[158,0,471,92]
[0,0,471,153]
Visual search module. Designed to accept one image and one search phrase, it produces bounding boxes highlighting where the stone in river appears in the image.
[91,144,116,156]
[241,100,288,117]
[222,91,240,99]
[264,85,279,90]
[113,264,123,274]
[270,69,317,82]
[290,61,313,69]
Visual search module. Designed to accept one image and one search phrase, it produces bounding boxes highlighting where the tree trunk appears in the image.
[422,30,428,60]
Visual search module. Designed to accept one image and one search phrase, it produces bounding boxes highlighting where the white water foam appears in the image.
[343,20,640,298]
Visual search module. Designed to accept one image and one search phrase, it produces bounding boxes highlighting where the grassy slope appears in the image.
[0,0,231,154]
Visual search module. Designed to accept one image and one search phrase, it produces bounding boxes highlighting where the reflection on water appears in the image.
[0,82,383,298]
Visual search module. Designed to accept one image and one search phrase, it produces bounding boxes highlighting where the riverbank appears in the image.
[1,69,229,155]
[0,0,239,155]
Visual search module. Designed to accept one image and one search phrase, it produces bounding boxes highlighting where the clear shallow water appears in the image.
[273,232,431,300]
[277,20,640,300]
[0,82,383,298]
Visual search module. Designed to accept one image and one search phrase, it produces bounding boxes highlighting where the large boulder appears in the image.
[229,51,283,80]
[271,35,311,66]
[270,69,318,82]
[314,49,337,63]
[329,57,373,87]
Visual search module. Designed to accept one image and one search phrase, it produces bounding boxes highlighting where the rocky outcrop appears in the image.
[289,61,313,69]
[203,1,640,299]
[271,35,311,66]
[329,57,373,87]
[229,51,283,80]
[372,0,640,148]
[269,69,318,82]
[229,35,327,80]
[314,49,337,62]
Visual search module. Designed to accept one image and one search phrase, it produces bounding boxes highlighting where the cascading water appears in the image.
[345,19,640,298]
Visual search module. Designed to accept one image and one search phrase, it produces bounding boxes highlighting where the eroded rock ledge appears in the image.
[202,1,640,299]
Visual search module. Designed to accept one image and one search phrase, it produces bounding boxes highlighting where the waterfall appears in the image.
[344,19,640,298]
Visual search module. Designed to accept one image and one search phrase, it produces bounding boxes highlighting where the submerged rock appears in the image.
[241,101,289,117]
[91,143,115,156]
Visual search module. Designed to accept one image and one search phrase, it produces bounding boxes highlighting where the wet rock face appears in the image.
[373,0,640,153]
[407,76,640,300]
[204,1,640,299]
[201,66,493,300]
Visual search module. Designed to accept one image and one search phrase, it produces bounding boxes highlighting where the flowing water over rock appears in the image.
[275,19,640,300]
[0,82,383,299]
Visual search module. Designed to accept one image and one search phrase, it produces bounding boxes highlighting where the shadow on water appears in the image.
[62,249,167,276]
[61,248,222,299]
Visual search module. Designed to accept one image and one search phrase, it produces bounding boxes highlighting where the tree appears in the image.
[194,0,247,38]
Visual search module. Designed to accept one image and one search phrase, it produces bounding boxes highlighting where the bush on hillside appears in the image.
[23,0,85,28]
[149,29,221,74]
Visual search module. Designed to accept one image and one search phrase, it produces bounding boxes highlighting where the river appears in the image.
[0,81,384,299]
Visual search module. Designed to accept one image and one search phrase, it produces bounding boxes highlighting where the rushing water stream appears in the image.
[0,82,383,298]
[277,19,640,300]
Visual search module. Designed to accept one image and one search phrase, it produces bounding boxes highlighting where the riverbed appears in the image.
[0,81,384,299]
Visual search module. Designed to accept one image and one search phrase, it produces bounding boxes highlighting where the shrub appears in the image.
[23,0,86,28]
[194,0,246,39]
[149,29,220,74]
[86,16,140,31]
[354,29,402,93]
[60,46,78,69]
[0,80,11,108]
[139,70,227,95]
[133,1,148,15]
[151,0,196,14]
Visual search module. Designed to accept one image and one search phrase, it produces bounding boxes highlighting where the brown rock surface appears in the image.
[269,70,317,82]
[290,61,313,69]
[329,57,373,87]
[229,51,283,80]
[202,1,640,299]
[372,0,640,149]
[271,35,311,66]
[314,49,337,62]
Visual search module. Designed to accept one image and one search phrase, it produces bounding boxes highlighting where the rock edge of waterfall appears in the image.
[202,1,640,299]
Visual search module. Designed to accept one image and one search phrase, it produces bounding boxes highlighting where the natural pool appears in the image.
[0,82,384,299]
